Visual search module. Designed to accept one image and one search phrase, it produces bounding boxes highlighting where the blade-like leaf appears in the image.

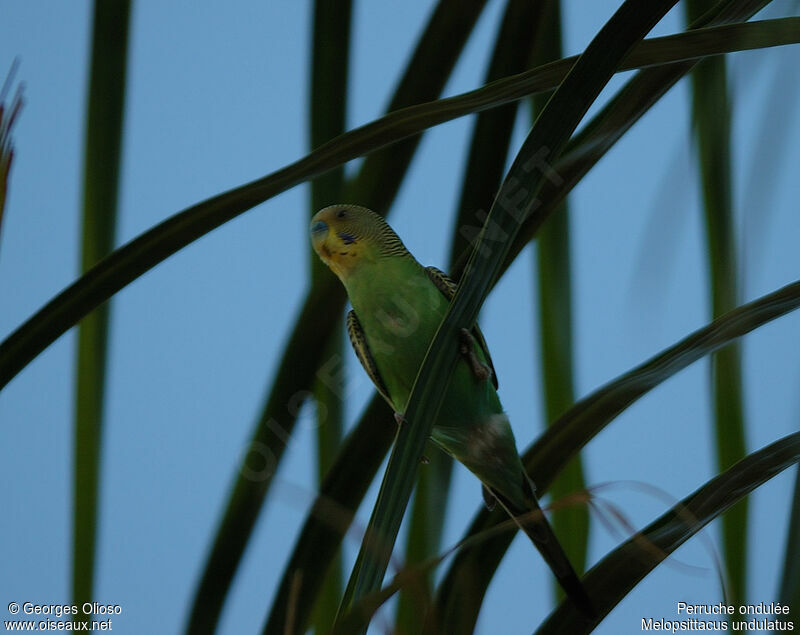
[308,2,352,632]
[209,6,792,624]
[266,17,796,624]
[334,514,530,635]
[72,0,130,619]
[530,0,588,598]
[337,1,679,628]
[432,277,800,632]
[345,0,489,211]
[686,0,748,608]
[394,449,451,630]
[185,281,343,634]
[267,7,795,631]
[740,49,800,282]
[261,396,395,635]
[2,16,798,389]
[535,432,800,634]
[187,3,489,632]
[311,332,347,634]
[498,2,779,281]
[335,432,800,634]
[396,2,544,632]
[446,1,545,267]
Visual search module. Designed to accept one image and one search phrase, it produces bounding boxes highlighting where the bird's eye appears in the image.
[336,209,347,219]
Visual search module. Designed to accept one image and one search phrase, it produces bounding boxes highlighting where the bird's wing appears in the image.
[424,266,498,390]
[346,309,394,407]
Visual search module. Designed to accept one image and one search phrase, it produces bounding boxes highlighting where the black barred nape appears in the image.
[329,205,412,259]
[375,219,411,258]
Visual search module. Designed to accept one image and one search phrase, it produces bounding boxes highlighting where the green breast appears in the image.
[344,254,524,502]
[345,256,502,427]
[346,257,446,412]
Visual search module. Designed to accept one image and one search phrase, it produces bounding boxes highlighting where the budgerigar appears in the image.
[310,204,592,615]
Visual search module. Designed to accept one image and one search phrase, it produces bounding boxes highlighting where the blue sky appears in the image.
[1,2,799,633]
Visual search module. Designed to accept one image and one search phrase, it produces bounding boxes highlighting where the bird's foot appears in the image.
[459,328,492,382]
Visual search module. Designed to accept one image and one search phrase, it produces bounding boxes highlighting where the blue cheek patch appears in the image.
[338,232,357,245]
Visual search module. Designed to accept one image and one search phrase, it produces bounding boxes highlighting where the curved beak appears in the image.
[310,217,331,260]
[311,220,328,238]
[311,219,328,237]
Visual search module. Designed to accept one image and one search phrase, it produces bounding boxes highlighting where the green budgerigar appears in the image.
[311,204,592,615]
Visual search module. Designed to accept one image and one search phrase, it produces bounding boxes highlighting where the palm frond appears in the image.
[530,0,588,594]
[308,2,352,631]
[72,0,131,618]
[186,3,489,630]
[433,278,800,630]
[2,15,798,389]
[535,432,800,633]
[336,2,680,628]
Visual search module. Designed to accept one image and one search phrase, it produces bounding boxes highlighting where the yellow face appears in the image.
[310,205,374,279]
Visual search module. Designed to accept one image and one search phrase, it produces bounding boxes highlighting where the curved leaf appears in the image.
[686,0,748,607]
[72,0,131,616]
[395,2,545,633]
[336,0,680,628]
[185,281,344,634]
[307,1,352,631]
[189,2,491,632]
[260,9,797,632]
[2,16,798,389]
[535,432,800,633]
[530,0,589,595]
[334,432,800,634]
[498,3,782,279]
[344,0,489,211]
[261,397,395,635]
[432,278,800,631]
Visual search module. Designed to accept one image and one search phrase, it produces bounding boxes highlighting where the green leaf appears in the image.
[265,13,798,622]
[535,432,800,633]
[335,432,800,634]
[432,277,800,632]
[392,449,451,633]
[395,3,544,632]
[308,2,352,632]
[337,1,680,629]
[309,329,346,634]
[2,14,798,388]
[498,3,781,281]
[72,0,131,619]
[260,396,395,635]
[530,0,589,599]
[344,0,489,211]
[446,0,546,267]
[308,0,351,223]
[333,514,526,635]
[686,0,747,607]
[185,281,344,635]
[187,3,488,632]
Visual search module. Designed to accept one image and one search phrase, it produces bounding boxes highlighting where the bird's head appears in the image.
[310,204,409,279]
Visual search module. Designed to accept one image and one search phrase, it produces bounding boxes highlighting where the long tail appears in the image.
[492,478,595,618]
